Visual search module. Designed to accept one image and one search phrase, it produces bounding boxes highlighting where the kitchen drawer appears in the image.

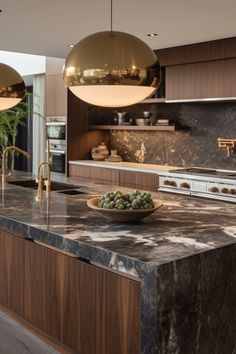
[69,164,159,191]
[119,170,158,191]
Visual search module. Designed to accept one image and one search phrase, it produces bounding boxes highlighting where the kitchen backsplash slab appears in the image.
[108,102,236,169]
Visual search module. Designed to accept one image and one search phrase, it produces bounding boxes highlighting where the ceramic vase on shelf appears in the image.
[91,142,109,161]
[117,112,127,125]
[106,150,122,162]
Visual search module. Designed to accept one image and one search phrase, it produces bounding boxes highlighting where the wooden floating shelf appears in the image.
[89,125,176,131]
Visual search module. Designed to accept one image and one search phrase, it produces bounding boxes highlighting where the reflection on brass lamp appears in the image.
[62,0,158,107]
[218,138,236,157]
[0,64,26,111]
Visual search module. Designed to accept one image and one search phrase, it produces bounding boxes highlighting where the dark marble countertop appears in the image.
[0,173,236,269]
[2,173,236,354]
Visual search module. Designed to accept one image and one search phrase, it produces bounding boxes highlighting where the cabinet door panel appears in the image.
[24,241,141,354]
[69,165,119,185]
[166,58,236,100]
[69,164,91,179]
[0,230,24,316]
[156,37,236,66]
[119,170,157,191]
[45,74,67,117]
[24,242,61,340]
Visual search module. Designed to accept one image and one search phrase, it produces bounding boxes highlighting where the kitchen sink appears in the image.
[8,179,85,194]
[57,189,84,195]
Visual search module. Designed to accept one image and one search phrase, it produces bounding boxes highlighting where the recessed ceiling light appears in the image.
[147,33,158,37]
[67,44,74,48]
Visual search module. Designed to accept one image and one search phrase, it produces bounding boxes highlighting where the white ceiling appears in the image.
[1,0,236,58]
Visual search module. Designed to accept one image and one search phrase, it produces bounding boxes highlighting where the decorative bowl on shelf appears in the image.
[135,118,151,126]
[87,197,163,223]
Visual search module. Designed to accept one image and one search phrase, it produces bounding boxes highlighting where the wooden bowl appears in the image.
[87,197,163,223]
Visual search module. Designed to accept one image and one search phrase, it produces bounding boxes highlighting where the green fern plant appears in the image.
[0,92,44,172]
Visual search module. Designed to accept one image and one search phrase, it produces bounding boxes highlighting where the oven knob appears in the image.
[169,181,177,187]
[164,180,176,186]
[180,182,190,189]
[221,188,229,194]
[229,188,236,194]
[210,187,219,193]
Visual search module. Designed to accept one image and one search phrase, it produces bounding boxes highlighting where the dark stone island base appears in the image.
[0,174,236,354]
[156,245,236,354]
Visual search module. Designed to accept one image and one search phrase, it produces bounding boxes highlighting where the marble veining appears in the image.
[0,177,236,354]
[90,102,236,170]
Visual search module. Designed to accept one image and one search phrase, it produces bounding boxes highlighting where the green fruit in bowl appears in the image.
[99,190,155,210]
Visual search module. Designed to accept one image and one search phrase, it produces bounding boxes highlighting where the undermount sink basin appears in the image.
[8,179,85,194]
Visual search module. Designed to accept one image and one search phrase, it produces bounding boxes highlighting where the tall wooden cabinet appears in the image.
[0,229,141,354]
[67,91,109,165]
[45,57,67,117]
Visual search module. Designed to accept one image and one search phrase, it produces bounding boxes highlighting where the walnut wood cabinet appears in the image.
[0,229,141,354]
[69,164,120,186]
[166,58,236,100]
[0,230,24,317]
[156,36,236,67]
[119,170,158,191]
[45,57,67,117]
[67,91,110,169]
[69,164,159,191]
[45,74,67,117]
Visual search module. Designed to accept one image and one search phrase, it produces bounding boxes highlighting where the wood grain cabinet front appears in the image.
[23,241,141,354]
[0,230,24,317]
[119,170,158,191]
[69,164,120,185]
[166,58,236,100]
[69,164,159,191]
[45,74,67,117]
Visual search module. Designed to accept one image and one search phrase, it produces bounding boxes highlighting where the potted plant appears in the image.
[0,92,44,173]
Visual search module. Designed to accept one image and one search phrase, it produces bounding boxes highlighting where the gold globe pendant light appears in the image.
[63,0,158,107]
[0,63,26,111]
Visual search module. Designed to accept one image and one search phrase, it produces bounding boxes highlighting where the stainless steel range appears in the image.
[158,167,236,202]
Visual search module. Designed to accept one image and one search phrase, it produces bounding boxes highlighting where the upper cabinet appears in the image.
[165,58,236,100]
[155,37,236,67]
[155,37,236,101]
[45,57,67,117]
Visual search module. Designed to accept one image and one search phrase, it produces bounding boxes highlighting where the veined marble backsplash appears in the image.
[109,102,236,169]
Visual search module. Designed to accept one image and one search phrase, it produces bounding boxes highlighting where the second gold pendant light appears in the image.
[63,0,158,107]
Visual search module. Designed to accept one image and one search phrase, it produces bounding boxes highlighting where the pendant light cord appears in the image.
[110,0,113,33]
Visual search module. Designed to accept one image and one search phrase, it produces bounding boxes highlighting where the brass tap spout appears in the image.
[2,146,30,185]
[36,161,51,198]
[218,138,236,157]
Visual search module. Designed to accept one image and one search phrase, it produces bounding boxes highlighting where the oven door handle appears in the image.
[46,122,66,126]
[49,150,66,154]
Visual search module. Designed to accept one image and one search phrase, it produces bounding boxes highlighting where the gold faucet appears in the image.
[1,146,30,184]
[218,138,236,157]
[36,161,51,199]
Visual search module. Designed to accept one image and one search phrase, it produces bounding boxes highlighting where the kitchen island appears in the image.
[0,176,236,354]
